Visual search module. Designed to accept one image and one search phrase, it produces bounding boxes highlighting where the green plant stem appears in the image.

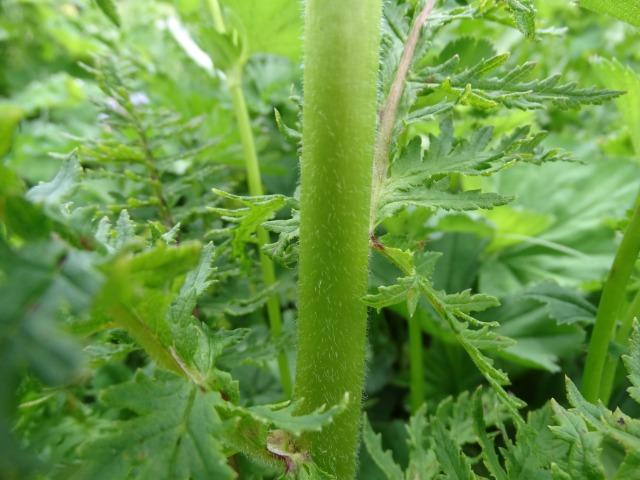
[293,0,382,477]
[409,311,425,413]
[582,200,640,403]
[598,279,640,403]
[208,0,291,398]
[207,0,226,33]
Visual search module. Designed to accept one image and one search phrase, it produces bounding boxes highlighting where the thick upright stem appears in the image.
[582,200,640,403]
[208,0,291,397]
[294,0,382,477]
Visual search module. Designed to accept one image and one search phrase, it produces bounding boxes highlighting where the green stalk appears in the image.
[582,201,640,403]
[599,288,640,403]
[293,0,382,477]
[208,0,291,397]
[409,312,425,413]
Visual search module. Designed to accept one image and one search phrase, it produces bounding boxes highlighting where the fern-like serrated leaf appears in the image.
[549,400,606,480]
[473,389,509,480]
[379,177,513,224]
[622,319,640,403]
[209,189,289,258]
[262,204,300,268]
[377,118,572,226]
[73,372,233,480]
[419,55,623,110]
[367,239,525,416]
[564,377,640,451]
[362,415,404,480]
[431,418,475,479]
[406,405,439,479]
[507,0,537,40]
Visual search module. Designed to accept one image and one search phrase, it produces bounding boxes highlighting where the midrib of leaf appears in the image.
[167,387,197,479]
[109,300,182,375]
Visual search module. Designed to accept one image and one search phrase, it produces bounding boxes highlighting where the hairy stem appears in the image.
[370,0,437,230]
[582,200,640,403]
[208,0,291,397]
[294,0,382,477]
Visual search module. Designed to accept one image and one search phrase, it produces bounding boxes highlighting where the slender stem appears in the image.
[207,0,226,33]
[208,0,291,397]
[370,0,437,230]
[582,200,640,403]
[409,311,425,413]
[293,0,382,476]
[598,283,640,403]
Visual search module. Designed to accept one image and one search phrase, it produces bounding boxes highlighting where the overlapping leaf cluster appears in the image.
[365,322,640,478]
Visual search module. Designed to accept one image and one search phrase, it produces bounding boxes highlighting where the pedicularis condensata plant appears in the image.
[3,0,640,479]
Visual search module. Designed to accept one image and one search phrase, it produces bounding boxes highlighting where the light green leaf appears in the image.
[507,0,537,39]
[209,189,289,258]
[578,0,640,28]
[0,102,23,158]
[406,405,439,479]
[473,390,508,480]
[421,56,623,110]
[26,151,82,206]
[94,0,121,27]
[523,282,597,325]
[591,57,640,158]
[564,377,640,451]
[550,400,605,480]
[612,452,640,480]
[74,372,233,480]
[227,394,348,437]
[362,416,404,480]
[219,0,302,60]
[488,298,586,373]
[431,418,475,479]
[622,320,640,403]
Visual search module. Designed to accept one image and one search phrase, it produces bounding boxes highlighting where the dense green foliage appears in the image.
[1,0,640,479]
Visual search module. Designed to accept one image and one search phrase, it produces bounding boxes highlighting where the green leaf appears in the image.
[523,282,597,325]
[219,0,302,61]
[362,416,404,480]
[369,240,524,416]
[94,0,121,27]
[549,400,606,480]
[406,405,439,479]
[0,102,23,159]
[487,297,586,373]
[507,0,537,39]
[591,57,640,158]
[622,320,640,403]
[74,372,234,480]
[473,389,508,480]
[234,395,347,437]
[612,452,640,480]
[578,0,640,28]
[25,151,82,206]
[209,189,289,259]
[420,55,623,110]
[376,117,575,226]
[564,378,640,451]
[431,418,475,479]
